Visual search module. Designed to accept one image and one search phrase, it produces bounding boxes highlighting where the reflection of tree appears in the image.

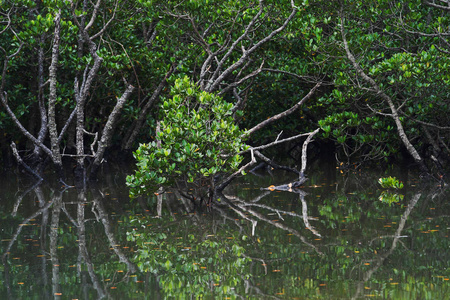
[127,212,255,298]
[1,185,139,299]
[220,190,323,252]
[2,185,54,299]
[49,190,62,298]
[351,192,421,299]
[91,189,138,273]
[127,185,326,298]
[76,190,109,299]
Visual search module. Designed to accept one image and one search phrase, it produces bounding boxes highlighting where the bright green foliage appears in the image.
[378,176,404,190]
[126,77,248,197]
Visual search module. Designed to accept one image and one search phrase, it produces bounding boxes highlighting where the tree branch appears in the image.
[245,82,321,136]
[340,15,428,173]
[90,84,135,178]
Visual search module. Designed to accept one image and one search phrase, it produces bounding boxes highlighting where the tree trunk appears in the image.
[31,34,49,170]
[47,9,64,179]
[89,84,135,180]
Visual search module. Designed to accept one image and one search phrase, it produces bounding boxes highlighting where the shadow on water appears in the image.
[0,167,449,299]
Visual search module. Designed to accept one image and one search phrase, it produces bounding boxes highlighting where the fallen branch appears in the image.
[257,128,320,191]
[299,128,320,177]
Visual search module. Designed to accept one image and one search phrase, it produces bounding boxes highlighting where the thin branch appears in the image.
[243,131,318,154]
[209,0,265,85]
[245,82,321,136]
[424,0,450,11]
[10,142,43,181]
[340,14,428,172]
[207,2,299,92]
[91,0,118,40]
[84,0,102,31]
[0,93,53,158]
[399,111,450,130]
[218,60,264,96]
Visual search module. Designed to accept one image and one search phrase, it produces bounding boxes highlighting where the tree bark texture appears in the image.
[89,84,135,179]
[32,34,49,165]
[47,9,64,177]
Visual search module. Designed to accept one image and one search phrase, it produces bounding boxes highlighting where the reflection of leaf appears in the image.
[127,216,252,298]
[379,191,404,204]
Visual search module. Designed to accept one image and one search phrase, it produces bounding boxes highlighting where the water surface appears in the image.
[1,168,449,299]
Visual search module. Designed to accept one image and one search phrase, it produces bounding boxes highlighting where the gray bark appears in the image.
[70,1,106,181]
[192,0,298,93]
[32,34,48,163]
[122,65,175,150]
[47,9,63,175]
[90,84,135,178]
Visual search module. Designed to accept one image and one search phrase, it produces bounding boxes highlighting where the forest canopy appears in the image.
[1,0,449,186]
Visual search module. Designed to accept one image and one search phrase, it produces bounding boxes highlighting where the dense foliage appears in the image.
[1,0,449,185]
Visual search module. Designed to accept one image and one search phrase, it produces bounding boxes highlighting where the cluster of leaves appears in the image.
[378,176,404,190]
[126,77,248,197]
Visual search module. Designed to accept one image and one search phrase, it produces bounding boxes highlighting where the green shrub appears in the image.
[126,76,248,198]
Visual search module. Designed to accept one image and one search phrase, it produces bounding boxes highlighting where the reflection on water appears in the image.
[0,169,449,299]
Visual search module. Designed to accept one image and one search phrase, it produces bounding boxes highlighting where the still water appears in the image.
[0,165,449,299]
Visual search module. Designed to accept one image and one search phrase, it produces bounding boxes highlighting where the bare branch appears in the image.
[206,2,298,92]
[400,111,450,130]
[209,0,265,86]
[243,131,318,154]
[216,149,256,191]
[424,0,450,11]
[91,1,119,40]
[90,84,135,178]
[299,128,320,176]
[245,82,321,136]
[0,92,53,158]
[85,0,102,31]
[10,142,43,181]
[218,61,264,96]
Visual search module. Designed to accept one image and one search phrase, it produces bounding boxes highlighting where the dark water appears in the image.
[1,166,449,299]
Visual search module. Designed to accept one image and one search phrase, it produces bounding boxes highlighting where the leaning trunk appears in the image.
[89,84,135,180]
